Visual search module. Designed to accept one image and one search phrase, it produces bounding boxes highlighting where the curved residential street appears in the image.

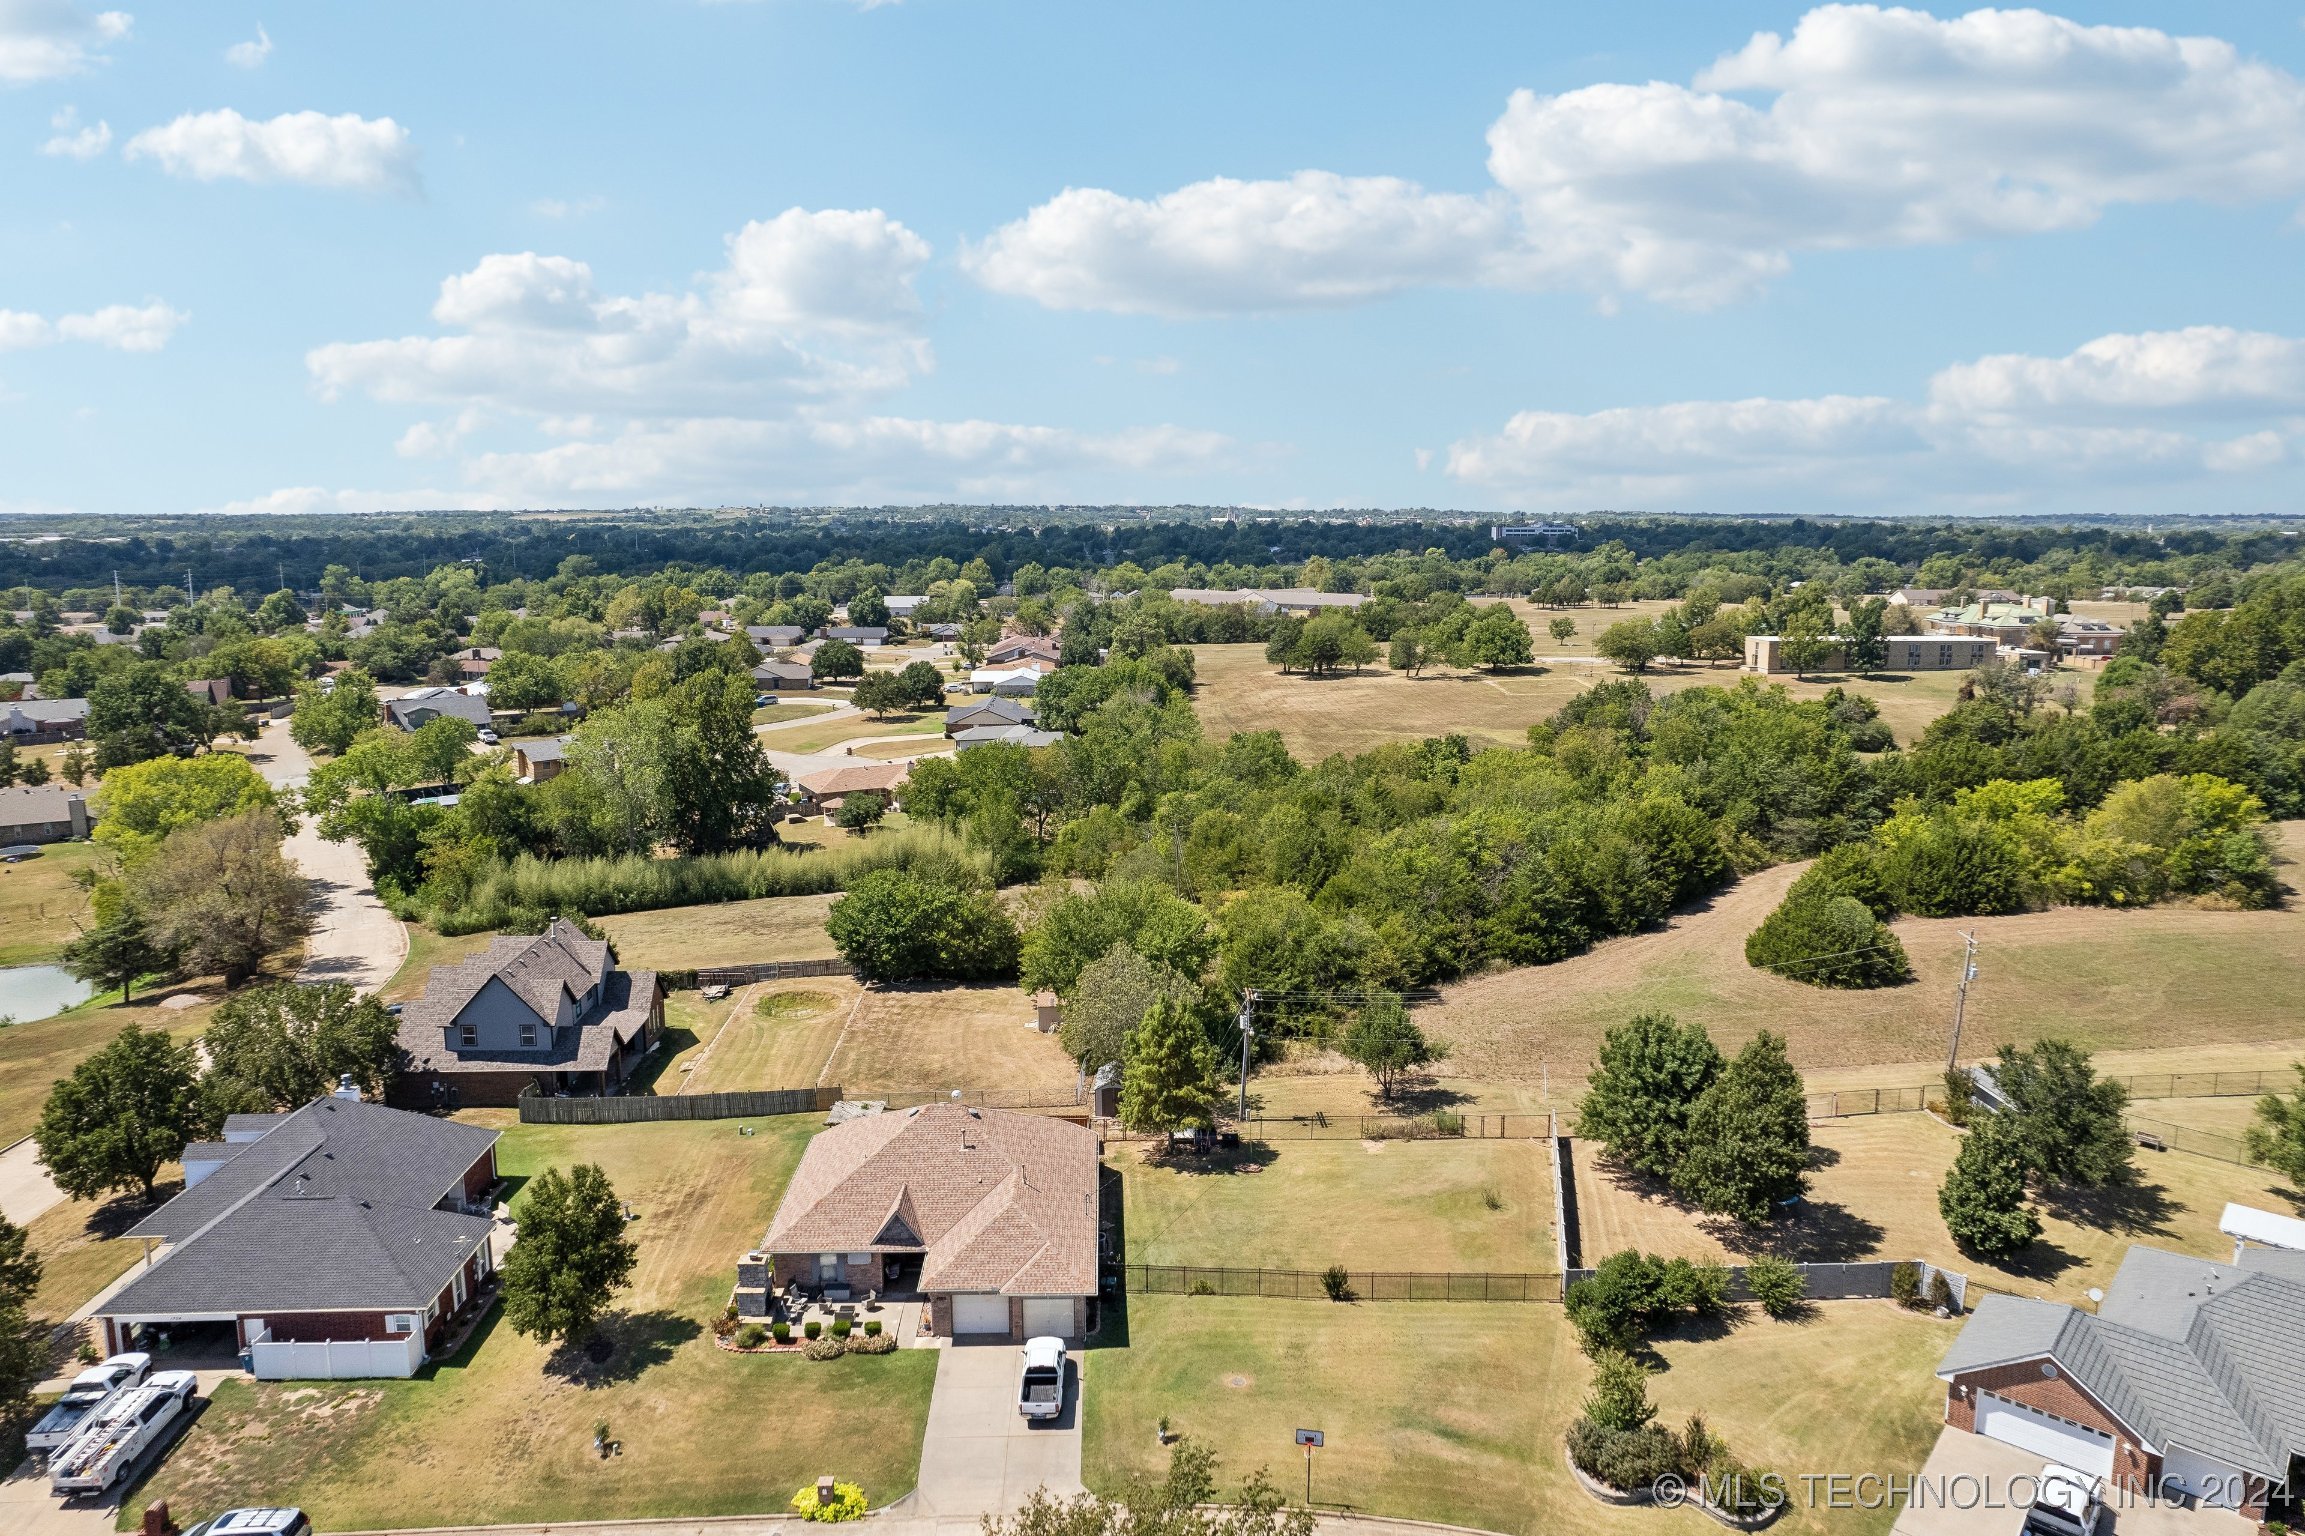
[245,718,408,995]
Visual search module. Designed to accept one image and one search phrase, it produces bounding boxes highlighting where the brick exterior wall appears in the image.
[389,1068,545,1110]
[245,1311,397,1345]
[461,1146,498,1203]
[917,1293,1088,1342]
[771,1251,890,1294]
[1945,1361,2156,1496]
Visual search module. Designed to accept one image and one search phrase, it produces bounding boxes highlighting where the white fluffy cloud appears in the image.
[38,103,108,158]
[124,108,416,191]
[0,1,129,85]
[1445,326,2305,512]
[0,299,184,352]
[306,211,1239,506]
[973,5,2305,313]
[224,23,269,69]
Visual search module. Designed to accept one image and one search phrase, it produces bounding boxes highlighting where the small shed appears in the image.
[1030,990,1060,1034]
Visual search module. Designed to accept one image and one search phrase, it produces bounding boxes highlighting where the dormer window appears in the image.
[459,1021,477,1048]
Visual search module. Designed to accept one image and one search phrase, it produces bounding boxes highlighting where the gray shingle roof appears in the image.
[397,967,658,1074]
[0,783,85,827]
[384,692,493,729]
[105,1096,497,1319]
[1938,1245,2305,1476]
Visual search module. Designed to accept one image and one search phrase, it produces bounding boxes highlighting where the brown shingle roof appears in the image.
[763,1104,1098,1296]
[794,761,908,799]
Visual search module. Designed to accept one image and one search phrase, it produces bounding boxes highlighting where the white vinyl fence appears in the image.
[250,1333,423,1380]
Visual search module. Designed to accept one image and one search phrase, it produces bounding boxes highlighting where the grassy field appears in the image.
[751,701,837,726]
[0,840,103,966]
[380,923,501,1003]
[1188,642,1974,761]
[125,1113,938,1531]
[1114,1138,1551,1273]
[0,988,219,1146]
[595,892,840,970]
[1422,823,2305,1087]
[1085,1295,1950,1536]
[771,711,944,754]
[681,980,861,1092]
[823,982,1079,1099]
[1572,1114,2301,1303]
[23,1187,155,1336]
[855,737,956,761]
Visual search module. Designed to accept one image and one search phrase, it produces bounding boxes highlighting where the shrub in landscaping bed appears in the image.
[790,1481,868,1522]
[1889,1261,1921,1307]
[832,1316,853,1339]
[803,1336,846,1361]
[1566,1420,1682,1492]
[1566,1250,1732,1352]
[773,1321,792,1343]
[736,1323,767,1348]
[863,1318,882,1336]
[846,1332,898,1355]
[804,1319,822,1339]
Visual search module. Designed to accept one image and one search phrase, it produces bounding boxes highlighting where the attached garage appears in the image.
[2160,1448,2251,1510]
[1975,1394,2116,1481]
[952,1294,1011,1336]
[1021,1297,1076,1339]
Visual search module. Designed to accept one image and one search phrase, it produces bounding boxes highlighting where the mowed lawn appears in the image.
[1085,1295,1951,1536]
[125,1114,937,1532]
[1115,1138,1552,1273]
[0,839,103,966]
[682,980,860,1092]
[1426,823,2305,1085]
[1572,1114,2303,1303]
[0,989,219,1146]
[823,982,1079,1100]
[596,891,841,970]
[771,710,944,754]
[1187,642,1972,761]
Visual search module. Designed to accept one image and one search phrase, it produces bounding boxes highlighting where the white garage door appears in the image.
[1021,1297,1075,1339]
[2162,1448,2249,1510]
[1976,1394,2115,1481]
[951,1294,1011,1335]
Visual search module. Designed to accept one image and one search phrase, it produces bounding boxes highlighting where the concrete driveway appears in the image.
[0,1138,64,1227]
[244,720,407,994]
[1892,1428,2258,1536]
[909,1342,1083,1518]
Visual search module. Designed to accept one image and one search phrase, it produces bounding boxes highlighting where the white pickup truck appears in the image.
[49,1371,198,1496]
[26,1354,150,1455]
[1017,1336,1066,1421]
[2020,1464,2105,1536]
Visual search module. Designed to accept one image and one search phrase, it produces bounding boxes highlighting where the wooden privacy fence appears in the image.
[1126,1265,1563,1302]
[517,1085,838,1123]
[1110,1113,1549,1143]
[691,957,853,988]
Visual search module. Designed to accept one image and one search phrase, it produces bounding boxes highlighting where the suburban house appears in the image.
[1926,598,2060,645]
[0,784,90,843]
[185,678,232,706]
[1934,1243,2305,1519]
[970,665,1046,696]
[512,738,567,783]
[2,671,38,700]
[451,646,501,679]
[1742,634,1996,675]
[822,626,890,646]
[752,659,817,690]
[384,690,495,732]
[957,723,1061,751]
[96,1090,500,1379]
[792,761,907,818]
[946,696,1036,736]
[758,1101,1100,1341]
[390,918,664,1108]
[1,697,89,742]
[747,625,807,648]
[884,595,927,619]
[985,635,1061,668]
[2054,616,2126,659]
[1168,587,1368,615]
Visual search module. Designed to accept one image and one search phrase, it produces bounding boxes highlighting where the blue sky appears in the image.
[4,0,2305,517]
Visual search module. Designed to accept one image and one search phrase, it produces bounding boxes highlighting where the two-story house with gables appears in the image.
[390,918,663,1108]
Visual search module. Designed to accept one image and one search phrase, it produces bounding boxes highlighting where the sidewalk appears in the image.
[0,1137,63,1227]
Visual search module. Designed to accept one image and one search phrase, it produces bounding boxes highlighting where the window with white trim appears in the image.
[385,1314,418,1335]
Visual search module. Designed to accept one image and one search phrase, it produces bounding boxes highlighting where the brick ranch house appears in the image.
[1934,1243,2305,1521]
[96,1091,499,1378]
[392,918,663,1109]
[759,1102,1099,1342]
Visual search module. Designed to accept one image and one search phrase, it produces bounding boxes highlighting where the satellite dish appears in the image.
[2086,1288,2104,1304]
[950,1089,963,1101]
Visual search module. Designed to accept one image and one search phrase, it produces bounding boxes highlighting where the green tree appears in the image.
[1938,1113,2042,1258]
[1743,892,1912,988]
[852,673,910,719]
[1993,1038,2133,1188]
[58,741,90,786]
[827,868,1019,982]
[485,650,566,713]
[127,809,318,985]
[33,1026,202,1202]
[1386,630,1425,677]
[2245,1063,2305,1189]
[1337,992,1447,1101]
[88,660,233,768]
[656,669,780,853]
[1778,612,1837,677]
[1581,1349,1658,1432]
[1061,941,1194,1070]
[90,751,279,859]
[812,638,866,681]
[289,668,381,755]
[896,659,947,709]
[60,903,170,1003]
[1742,1253,1807,1318]
[1574,1013,1725,1181]
[0,1213,40,1447]
[18,755,48,787]
[200,981,403,1109]
[1673,1031,1810,1225]
[1461,604,1534,671]
[1548,616,1577,646]
[832,790,888,831]
[500,1163,640,1347]
[1594,620,1661,673]
[1119,995,1225,1136]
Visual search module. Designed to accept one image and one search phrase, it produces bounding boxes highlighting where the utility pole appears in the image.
[1944,931,1979,1072]
[1236,989,1257,1122]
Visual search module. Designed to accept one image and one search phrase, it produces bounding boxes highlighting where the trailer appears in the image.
[49,1371,198,1496]
[26,1353,150,1454]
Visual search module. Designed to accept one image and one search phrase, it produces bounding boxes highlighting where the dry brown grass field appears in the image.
[1421,822,2305,1087]
[678,978,862,1092]
[771,710,944,754]
[595,891,841,970]
[0,988,218,1146]
[0,839,102,965]
[821,982,1080,1099]
[1571,1114,2300,1303]
[1188,641,1971,760]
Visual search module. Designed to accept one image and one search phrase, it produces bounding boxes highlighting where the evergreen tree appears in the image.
[1673,1031,1810,1225]
[60,903,170,1004]
[1119,996,1224,1136]
[501,1164,639,1346]
[1994,1039,2133,1188]
[1939,1114,2042,1258]
[2243,1062,2305,1190]
[34,1026,202,1202]
[1574,1013,1724,1180]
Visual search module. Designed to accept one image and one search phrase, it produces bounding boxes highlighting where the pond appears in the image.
[0,964,94,1024]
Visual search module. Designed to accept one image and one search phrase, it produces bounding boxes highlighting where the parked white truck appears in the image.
[1017,1335,1066,1420]
[26,1354,150,1455]
[49,1371,198,1496]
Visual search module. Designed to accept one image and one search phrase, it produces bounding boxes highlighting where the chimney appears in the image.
[333,1073,361,1102]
